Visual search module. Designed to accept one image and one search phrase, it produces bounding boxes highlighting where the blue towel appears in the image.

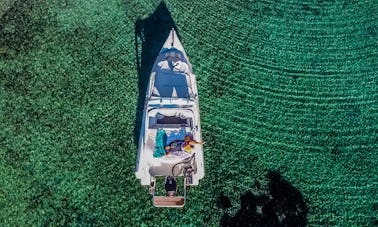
[153,129,167,158]
[166,129,187,145]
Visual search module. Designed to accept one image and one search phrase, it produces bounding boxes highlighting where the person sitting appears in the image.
[182,135,205,153]
[164,146,172,156]
[164,140,182,156]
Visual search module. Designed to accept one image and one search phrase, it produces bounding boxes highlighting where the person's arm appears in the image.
[189,140,205,145]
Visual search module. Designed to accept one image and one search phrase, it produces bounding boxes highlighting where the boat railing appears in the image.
[189,73,198,99]
[146,72,156,98]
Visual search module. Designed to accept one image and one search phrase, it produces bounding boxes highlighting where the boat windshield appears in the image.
[157,116,187,125]
[149,115,192,129]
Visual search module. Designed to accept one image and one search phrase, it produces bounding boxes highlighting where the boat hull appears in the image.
[135,29,204,199]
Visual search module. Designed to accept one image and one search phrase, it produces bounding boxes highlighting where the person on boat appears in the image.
[182,135,205,153]
[164,140,182,156]
[164,145,172,156]
[165,176,177,197]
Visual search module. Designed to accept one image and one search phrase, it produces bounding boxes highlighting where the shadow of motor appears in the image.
[220,171,308,227]
[134,1,179,146]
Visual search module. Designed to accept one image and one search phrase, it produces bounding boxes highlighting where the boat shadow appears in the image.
[219,171,309,227]
[134,1,179,146]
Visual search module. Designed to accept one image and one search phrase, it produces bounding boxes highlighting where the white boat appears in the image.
[135,29,204,207]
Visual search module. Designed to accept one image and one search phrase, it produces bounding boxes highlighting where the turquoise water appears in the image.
[1,0,377,226]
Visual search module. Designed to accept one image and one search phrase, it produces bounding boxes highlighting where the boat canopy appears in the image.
[151,71,192,98]
[149,48,194,99]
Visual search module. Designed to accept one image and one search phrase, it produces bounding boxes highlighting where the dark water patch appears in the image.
[373,203,378,211]
[209,76,226,98]
[25,179,98,226]
[312,8,320,16]
[61,26,126,75]
[218,191,232,210]
[26,180,53,210]
[253,179,261,190]
[60,26,93,64]
[3,97,30,134]
[371,218,378,227]
[323,131,344,160]
[330,145,341,160]
[41,197,97,226]
[49,26,128,105]
[0,0,57,58]
[341,0,358,10]
[3,148,29,169]
[298,3,321,16]
[310,58,320,70]
[241,1,284,19]
[340,148,376,172]
[133,1,177,145]
[302,4,310,11]
[55,0,73,9]
[366,26,376,37]
[1,65,35,95]
[3,93,55,133]
[345,104,361,123]
[221,171,308,227]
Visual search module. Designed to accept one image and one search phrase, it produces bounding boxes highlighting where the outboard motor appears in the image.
[165,176,177,197]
